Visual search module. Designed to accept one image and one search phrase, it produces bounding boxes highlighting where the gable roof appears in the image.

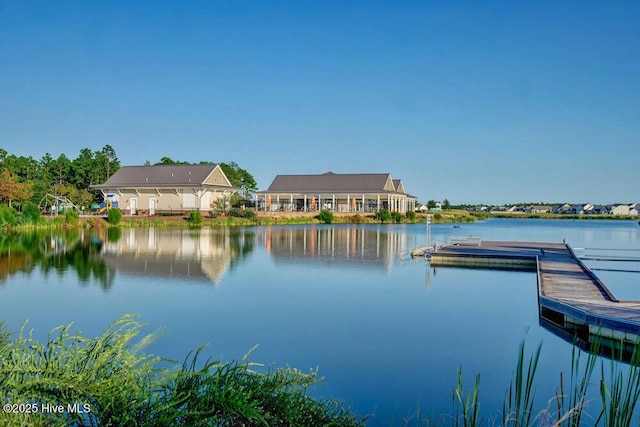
[392,179,406,193]
[262,172,406,194]
[93,164,233,188]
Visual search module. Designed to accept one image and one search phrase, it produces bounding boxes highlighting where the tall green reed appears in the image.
[502,340,542,426]
[595,340,640,427]
[452,368,482,427]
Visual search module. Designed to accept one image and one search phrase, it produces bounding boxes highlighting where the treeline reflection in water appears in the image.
[0,229,114,289]
[13,222,632,361]
[1,225,416,289]
[0,228,257,289]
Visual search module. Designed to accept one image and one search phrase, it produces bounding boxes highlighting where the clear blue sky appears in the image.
[1,1,638,205]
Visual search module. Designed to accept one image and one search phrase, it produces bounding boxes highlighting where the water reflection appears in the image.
[257,225,418,270]
[539,315,640,364]
[0,227,255,288]
[0,229,114,289]
[102,227,254,284]
[428,261,640,363]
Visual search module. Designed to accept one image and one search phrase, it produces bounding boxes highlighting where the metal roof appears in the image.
[261,172,406,194]
[93,164,231,188]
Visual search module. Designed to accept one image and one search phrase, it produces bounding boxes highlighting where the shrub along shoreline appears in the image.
[3,208,485,230]
[3,203,638,232]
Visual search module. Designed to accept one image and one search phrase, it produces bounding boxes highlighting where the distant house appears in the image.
[257,172,417,213]
[584,205,610,215]
[611,204,632,216]
[565,204,592,215]
[526,205,552,213]
[551,204,570,214]
[92,164,238,215]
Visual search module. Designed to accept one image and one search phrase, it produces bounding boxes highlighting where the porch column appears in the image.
[377,195,380,211]
[304,195,307,212]
[276,194,280,211]
[347,195,350,213]
[332,194,335,212]
[361,194,365,212]
[290,194,293,211]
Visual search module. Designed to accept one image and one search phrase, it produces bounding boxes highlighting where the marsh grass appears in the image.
[452,368,481,426]
[502,340,541,426]
[0,315,365,427]
[552,340,599,427]
[4,316,640,427]
[445,337,640,427]
[594,341,640,427]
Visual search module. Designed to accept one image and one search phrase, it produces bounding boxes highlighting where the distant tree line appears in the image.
[0,145,120,211]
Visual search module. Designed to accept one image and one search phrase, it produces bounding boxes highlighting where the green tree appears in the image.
[374,209,391,223]
[33,153,56,204]
[443,199,451,209]
[2,155,39,182]
[218,162,258,199]
[0,170,33,208]
[427,200,437,209]
[52,154,72,185]
[154,157,189,165]
[21,202,41,224]
[99,145,120,180]
[65,209,79,225]
[93,145,121,185]
[187,211,204,226]
[71,148,96,189]
[0,205,17,227]
[68,188,94,212]
[211,195,231,216]
[317,210,334,224]
[107,208,122,225]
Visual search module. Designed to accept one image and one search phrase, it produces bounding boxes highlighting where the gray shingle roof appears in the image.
[262,172,402,193]
[94,164,229,188]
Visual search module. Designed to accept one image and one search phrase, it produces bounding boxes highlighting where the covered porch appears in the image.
[257,193,416,213]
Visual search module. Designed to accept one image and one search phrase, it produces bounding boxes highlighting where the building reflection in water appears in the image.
[102,227,253,284]
[257,225,418,271]
[429,262,640,364]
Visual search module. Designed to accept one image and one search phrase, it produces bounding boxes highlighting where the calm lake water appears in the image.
[1,218,639,424]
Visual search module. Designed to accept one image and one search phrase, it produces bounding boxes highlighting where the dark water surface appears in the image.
[1,219,639,424]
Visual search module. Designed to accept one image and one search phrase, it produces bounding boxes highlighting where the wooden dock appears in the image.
[429,240,640,348]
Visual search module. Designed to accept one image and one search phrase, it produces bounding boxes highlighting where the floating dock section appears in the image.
[430,240,640,355]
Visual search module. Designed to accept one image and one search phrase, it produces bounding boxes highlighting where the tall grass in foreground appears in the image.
[4,316,640,427]
[0,315,364,427]
[502,341,541,426]
[446,338,640,427]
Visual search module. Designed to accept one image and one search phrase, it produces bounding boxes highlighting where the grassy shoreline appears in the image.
[4,210,639,232]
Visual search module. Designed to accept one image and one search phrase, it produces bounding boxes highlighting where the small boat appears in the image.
[453,225,460,228]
